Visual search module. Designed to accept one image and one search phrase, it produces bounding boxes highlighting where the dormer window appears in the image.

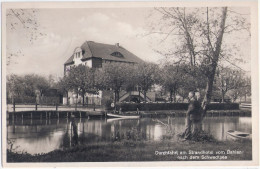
[74,47,83,59]
[77,52,81,58]
[111,52,124,58]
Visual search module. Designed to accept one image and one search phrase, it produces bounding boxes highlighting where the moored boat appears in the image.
[106,113,140,119]
[227,130,251,140]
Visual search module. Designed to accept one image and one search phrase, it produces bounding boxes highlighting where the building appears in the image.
[64,41,143,72]
[63,41,155,105]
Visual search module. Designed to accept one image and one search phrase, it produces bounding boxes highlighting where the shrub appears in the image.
[207,103,239,110]
[115,103,239,111]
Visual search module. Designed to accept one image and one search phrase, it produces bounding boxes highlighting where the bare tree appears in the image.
[65,65,96,106]
[6,9,46,66]
[158,63,185,102]
[149,7,250,117]
[97,62,133,103]
[147,7,250,139]
[215,67,245,102]
[133,62,158,102]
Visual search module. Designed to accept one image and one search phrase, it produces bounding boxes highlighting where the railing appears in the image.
[240,103,251,109]
[6,103,102,112]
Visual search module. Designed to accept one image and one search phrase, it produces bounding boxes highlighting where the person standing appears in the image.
[182,91,201,140]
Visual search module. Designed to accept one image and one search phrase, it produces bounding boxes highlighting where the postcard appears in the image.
[1,1,259,167]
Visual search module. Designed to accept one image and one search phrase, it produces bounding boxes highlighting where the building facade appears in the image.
[63,41,153,105]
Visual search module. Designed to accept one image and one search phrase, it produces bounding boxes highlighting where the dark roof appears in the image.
[64,55,74,65]
[64,41,144,65]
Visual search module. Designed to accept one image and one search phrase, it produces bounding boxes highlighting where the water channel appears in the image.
[7,116,252,155]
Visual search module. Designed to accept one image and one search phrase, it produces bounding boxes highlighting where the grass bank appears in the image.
[7,139,251,162]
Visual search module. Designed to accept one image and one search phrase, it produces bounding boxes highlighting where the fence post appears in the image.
[56,104,58,111]
[93,103,95,111]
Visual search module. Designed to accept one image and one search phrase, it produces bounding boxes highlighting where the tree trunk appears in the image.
[221,90,225,103]
[138,90,141,102]
[201,7,227,118]
[173,87,177,103]
[144,91,147,102]
[66,91,69,105]
[170,90,173,103]
[114,91,117,104]
[201,76,215,116]
[82,93,85,106]
[117,90,120,102]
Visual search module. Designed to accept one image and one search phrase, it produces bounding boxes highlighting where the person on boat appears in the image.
[182,91,202,140]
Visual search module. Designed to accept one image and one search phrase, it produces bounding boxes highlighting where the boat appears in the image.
[106,113,140,119]
[106,118,136,123]
[227,130,251,140]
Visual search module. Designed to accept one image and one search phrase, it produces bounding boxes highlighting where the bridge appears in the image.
[119,91,152,102]
[239,103,251,110]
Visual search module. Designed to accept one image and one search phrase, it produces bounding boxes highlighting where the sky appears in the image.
[6,7,251,79]
[6,8,162,79]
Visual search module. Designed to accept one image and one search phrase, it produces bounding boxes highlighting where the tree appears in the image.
[241,76,251,102]
[158,63,184,102]
[227,75,251,102]
[6,9,46,66]
[96,62,133,103]
[215,67,245,102]
[175,64,207,102]
[6,74,24,103]
[6,74,51,103]
[56,76,71,105]
[148,7,250,138]
[133,62,158,102]
[149,7,249,116]
[23,74,50,96]
[65,65,96,106]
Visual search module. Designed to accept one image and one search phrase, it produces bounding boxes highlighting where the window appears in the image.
[111,52,124,58]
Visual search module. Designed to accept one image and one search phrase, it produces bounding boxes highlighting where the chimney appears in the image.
[115,43,119,47]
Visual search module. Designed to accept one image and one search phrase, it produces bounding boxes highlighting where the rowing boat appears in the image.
[106,113,140,119]
[227,130,251,140]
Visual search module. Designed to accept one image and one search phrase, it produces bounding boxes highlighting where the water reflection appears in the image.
[7,116,252,155]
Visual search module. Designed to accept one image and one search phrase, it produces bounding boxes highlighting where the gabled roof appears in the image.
[64,41,144,65]
[64,55,74,65]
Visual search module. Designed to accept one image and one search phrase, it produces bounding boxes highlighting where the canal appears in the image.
[7,116,252,155]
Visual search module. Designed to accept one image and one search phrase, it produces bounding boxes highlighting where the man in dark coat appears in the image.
[183,91,202,140]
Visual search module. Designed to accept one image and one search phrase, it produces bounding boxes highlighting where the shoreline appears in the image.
[7,109,251,120]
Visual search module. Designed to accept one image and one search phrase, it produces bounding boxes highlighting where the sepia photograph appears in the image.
[1,1,259,167]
